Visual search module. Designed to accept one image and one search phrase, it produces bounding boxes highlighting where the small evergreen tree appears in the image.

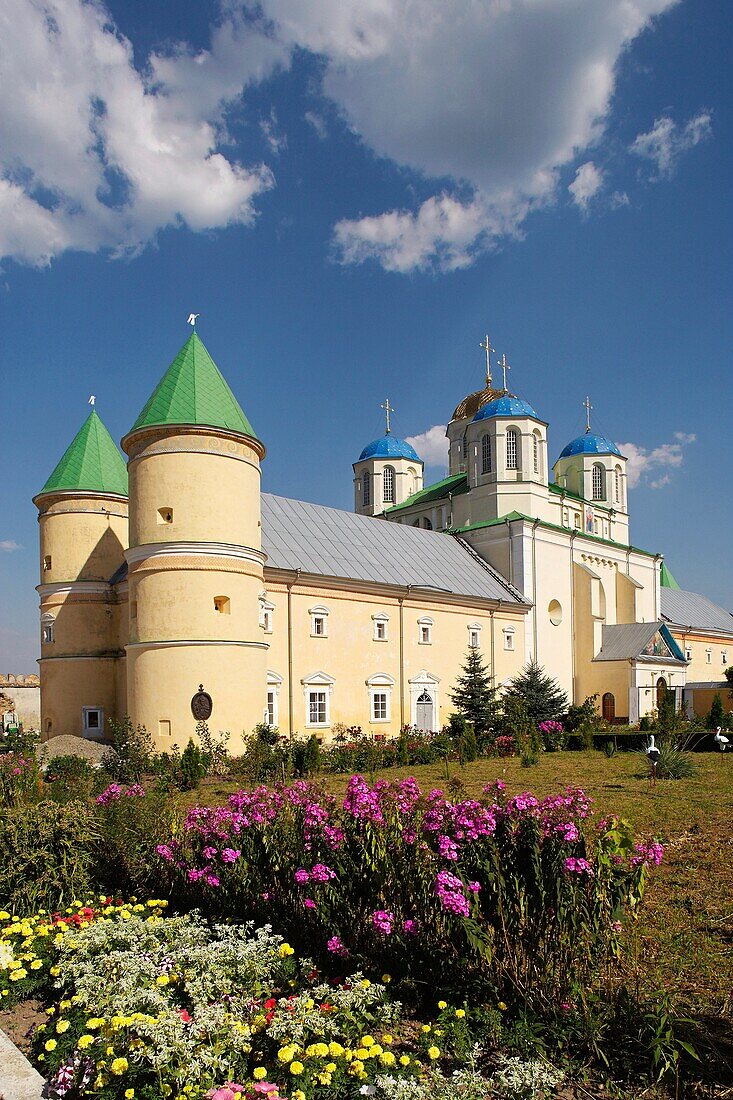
[303,734,321,775]
[502,660,568,726]
[450,649,499,742]
[179,738,206,790]
[707,692,725,730]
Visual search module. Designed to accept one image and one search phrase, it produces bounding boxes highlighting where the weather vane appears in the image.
[479,334,495,387]
[380,398,394,435]
[583,395,593,433]
[498,353,511,392]
[187,313,200,329]
[88,395,96,406]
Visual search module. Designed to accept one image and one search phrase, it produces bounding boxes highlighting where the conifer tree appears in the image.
[502,659,568,726]
[450,649,499,740]
[707,692,725,730]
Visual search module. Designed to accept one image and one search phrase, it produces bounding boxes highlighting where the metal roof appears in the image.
[558,432,622,459]
[261,493,527,604]
[594,621,685,663]
[38,410,128,498]
[472,395,538,422]
[357,435,422,463]
[661,588,733,637]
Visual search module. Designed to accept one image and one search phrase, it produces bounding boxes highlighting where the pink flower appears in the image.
[372,909,394,935]
[203,846,218,859]
[204,873,220,887]
[564,857,594,876]
[221,848,240,863]
[156,844,173,861]
[327,935,349,957]
[294,868,310,884]
[304,898,316,909]
[403,919,419,935]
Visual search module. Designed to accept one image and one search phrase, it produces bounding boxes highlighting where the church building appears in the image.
[34,330,731,748]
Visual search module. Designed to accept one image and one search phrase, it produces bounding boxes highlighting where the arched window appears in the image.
[614,465,622,504]
[406,466,417,496]
[533,433,539,474]
[656,677,668,711]
[506,428,518,470]
[383,465,395,503]
[602,693,616,722]
[592,463,605,501]
[481,433,492,474]
[362,471,371,507]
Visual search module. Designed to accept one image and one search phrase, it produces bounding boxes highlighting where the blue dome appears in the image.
[358,434,422,462]
[472,395,538,422]
[558,432,622,459]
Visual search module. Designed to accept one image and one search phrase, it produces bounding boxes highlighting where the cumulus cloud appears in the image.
[405,424,448,468]
[0,540,22,552]
[256,0,676,271]
[617,434,695,489]
[568,162,604,211]
[630,111,712,177]
[0,0,287,266]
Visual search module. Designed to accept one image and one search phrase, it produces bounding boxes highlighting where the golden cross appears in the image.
[479,334,495,386]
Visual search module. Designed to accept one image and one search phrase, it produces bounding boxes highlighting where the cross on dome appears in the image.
[498,352,511,392]
[380,397,395,434]
[479,334,495,386]
[583,395,593,433]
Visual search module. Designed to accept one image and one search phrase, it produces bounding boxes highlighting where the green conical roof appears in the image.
[129,332,257,439]
[39,410,128,497]
[660,562,681,589]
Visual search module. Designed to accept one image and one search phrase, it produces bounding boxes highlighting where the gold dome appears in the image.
[451,385,508,422]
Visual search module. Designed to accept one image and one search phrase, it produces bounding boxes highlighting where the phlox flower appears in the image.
[372,909,394,935]
[327,935,349,957]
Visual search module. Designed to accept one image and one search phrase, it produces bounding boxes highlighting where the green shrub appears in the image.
[180,739,207,790]
[0,752,42,806]
[43,754,95,803]
[707,692,725,731]
[0,726,40,757]
[638,743,698,780]
[520,750,539,768]
[0,800,96,913]
[102,716,153,783]
[303,733,322,775]
[93,785,179,897]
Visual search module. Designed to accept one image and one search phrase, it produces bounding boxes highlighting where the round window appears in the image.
[548,600,563,626]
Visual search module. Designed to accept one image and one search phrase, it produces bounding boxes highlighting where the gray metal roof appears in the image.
[594,621,685,663]
[261,494,526,604]
[661,588,733,637]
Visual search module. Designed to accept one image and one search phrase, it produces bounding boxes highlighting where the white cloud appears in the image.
[0,540,22,552]
[617,434,695,489]
[630,111,712,177]
[0,0,287,266]
[568,162,604,211]
[405,424,448,468]
[610,190,630,209]
[260,108,287,155]
[257,0,676,271]
[304,110,328,140]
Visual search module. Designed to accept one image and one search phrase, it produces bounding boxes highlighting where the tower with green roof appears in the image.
[34,408,130,740]
[120,329,268,746]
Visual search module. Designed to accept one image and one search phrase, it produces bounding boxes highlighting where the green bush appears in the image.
[638,743,698,780]
[180,738,207,790]
[0,752,43,806]
[0,800,96,913]
[43,753,95,803]
[707,692,725,731]
[92,786,180,897]
[102,716,153,782]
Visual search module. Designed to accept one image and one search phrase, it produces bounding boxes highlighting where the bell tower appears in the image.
[121,328,267,750]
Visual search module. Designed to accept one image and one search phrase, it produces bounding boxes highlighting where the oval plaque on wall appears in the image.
[191,684,213,721]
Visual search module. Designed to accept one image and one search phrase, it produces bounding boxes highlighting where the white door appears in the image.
[416,691,433,731]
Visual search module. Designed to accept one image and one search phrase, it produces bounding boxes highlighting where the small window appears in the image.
[372,692,388,721]
[722,651,728,666]
[260,601,274,633]
[685,647,692,662]
[706,649,712,664]
[308,690,328,726]
[469,629,480,649]
[158,507,174,525]
[130,600,138,620]
[602,693,616,722]
[418,617,433,645]
[592,464,605,501]
[310,606,329,637]
[548,600,562,626]
[506,428,519,470]
[43,555,52,572]
[266,690,277,727]
[383,465,395,503]
[82,706,103,736]
[503,626,515,651]
[158,719,171,738]
[373,615,389,642]
[41,614,55,645]
[615,466,622,504]
[481,433,492,474]
[573,513,581,529]
[533,433,539,474]
[362,471,371,507]
[214,595,231,614]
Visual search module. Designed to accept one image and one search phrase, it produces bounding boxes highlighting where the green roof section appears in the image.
[129,332,257,439]
[660,562,681,589]
[386,472,469,514]
[450,511,658,558]
[39,410,128,498]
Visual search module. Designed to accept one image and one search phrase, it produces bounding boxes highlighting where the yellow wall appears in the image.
[39,657,118,740]
[37,494,128,583]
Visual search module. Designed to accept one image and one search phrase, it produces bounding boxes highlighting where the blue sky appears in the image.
[0,0,730,671]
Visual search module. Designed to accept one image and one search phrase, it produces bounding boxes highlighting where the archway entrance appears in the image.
[656,677,668,710]
[416,691,433,730]
[602,692,615,722]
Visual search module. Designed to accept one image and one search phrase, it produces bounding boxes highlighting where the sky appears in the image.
[0,0,731,672]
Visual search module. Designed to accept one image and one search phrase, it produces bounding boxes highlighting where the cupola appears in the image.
[354,399,424,516]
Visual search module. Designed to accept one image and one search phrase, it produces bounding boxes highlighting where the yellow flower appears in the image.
[78,1035,95,1049]
[349,1060,364,1075]
[438,1000,447,1009]
[253,1067,267,1080]
[317,1072,332,1085]
[498,1002,507,1012]
[45,1039,57,1052]
[379,1051,396,1066]
[421,1024,431,1033]
[278,943,294,957]
[361,1035,375,1047]
[155,975,169,987]
[381,1034,393,1045]
[455,1009,465,1019]
[355,1049,370,1061]
[427,1046,440,1060]
[292,1092,306,1100]
[381,973,391,983]
[50,966,61,977]
[325,1063,336,1073]
[125,1091,135,1099]
[278,1046,295,1064]
[312,1042,329,1057]
[328,1042,344,1057]
[86,1018,104,1030]
[360,979,371,989]
[434,1028,444,1037]
[399,1055,411,1066]
[56,1021,70,1034]
[111,1057,129,1075]
[10,969,27,981]
[31,960,43,970]
[0,910,10,920]
[289,1061,304,1076]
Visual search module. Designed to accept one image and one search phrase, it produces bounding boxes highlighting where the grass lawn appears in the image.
[196,750,733,1023]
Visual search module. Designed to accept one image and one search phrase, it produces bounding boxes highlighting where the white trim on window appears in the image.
[468,622,482,648]
[41,612,55,645]
[266,671,282,728]
[503,625,515,652]
[309,605,330,638]
[372,613,389,641]
[408,670,440,732]
[302,671,335,728]
[506,427,519,470]
[82,706,104,737]
[417,616,433,645]
[367,673,395,723]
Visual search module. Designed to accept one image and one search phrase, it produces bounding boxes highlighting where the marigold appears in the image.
[44,1039,57,1051]
[253,1068,267,1080]
[289,1061,304,1075]
[428,1046,440,1060]
[111,1057,129,1075]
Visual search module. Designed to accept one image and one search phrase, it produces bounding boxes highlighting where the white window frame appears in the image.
[367,674,395,724]
[362,470,371,507]
[503,625,515,652]
[615,465,622,504]
[506,427,519,470]
[372,613,389,642]
[41,612,55,645]
[260,600,274,634]
[82,706,104,737]
[722,650,728,666]
[685,647,692,662]
[706,648,712,664]
[481,433,491,474]
[533,432,540,474]
[417,616,433,645]
[468,622,482,649]
[302,672,335,729]
[309,605,330,638]
[383,465,395,504]
[408,670,440,732]
[266,671,282,728]
[592,463,606,501]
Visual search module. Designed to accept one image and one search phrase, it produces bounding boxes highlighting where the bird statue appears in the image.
[646,733,661,784]
[714,727,729,758]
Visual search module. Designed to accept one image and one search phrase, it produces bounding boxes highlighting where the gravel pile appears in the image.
[36,735,110,767]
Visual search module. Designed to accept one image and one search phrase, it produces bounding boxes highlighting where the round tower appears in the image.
[33,409,129,740]
[121,330,267,751]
